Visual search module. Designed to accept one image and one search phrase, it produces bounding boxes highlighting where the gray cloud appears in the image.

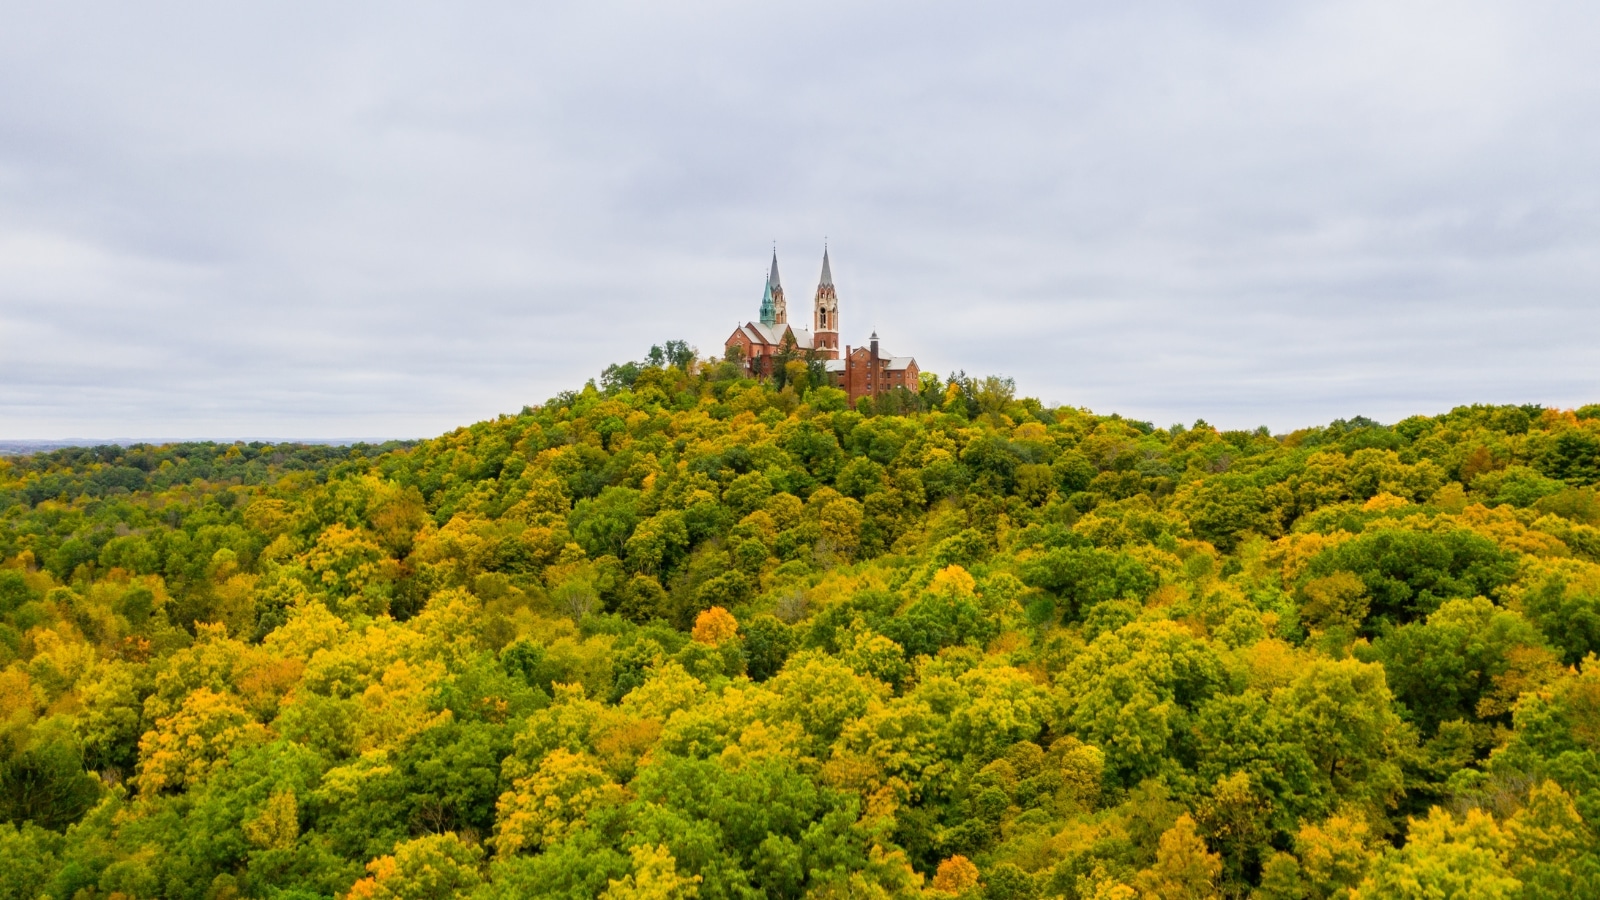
[1,0,1598,437]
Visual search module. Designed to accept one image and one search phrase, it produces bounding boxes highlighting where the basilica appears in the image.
[724,248,919,404]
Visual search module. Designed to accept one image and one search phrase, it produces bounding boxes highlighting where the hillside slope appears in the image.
[2,358,1598,898]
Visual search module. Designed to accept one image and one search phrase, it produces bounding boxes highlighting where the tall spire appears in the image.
[812,243,840,358]
[759,273,777,327]
[768,246,787,324]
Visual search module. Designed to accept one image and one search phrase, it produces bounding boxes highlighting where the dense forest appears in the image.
[2,348,1598,899]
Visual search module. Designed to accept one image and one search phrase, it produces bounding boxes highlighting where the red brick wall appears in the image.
[837,347,907,403]
[724,330,771,378]
[818,343,918,402]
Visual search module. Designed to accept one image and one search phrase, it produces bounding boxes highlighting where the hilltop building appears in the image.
[725,248,919,404]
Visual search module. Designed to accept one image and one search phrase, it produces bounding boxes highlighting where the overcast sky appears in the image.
[2,1,1597,439]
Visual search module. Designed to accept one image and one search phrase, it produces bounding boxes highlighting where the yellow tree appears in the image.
[347,832,484,900]
[1356,808,1520,900]
[819,498,864,561]
[136,687,267,792]
[600,843,702,900]
[1134,814,1221,900]
[1505,780,1596,898]
[243,788,299,851]
[493,748,619,855]
[1257,810,1378,900]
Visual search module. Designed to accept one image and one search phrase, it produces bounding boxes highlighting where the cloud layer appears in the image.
[2,1,1598,437]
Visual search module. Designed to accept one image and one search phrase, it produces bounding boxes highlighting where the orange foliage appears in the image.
[932,855,980,893]
[692,606,739,646]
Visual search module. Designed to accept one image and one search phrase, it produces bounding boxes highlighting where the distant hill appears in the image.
[0,438,405,456]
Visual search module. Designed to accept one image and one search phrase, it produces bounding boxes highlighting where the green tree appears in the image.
[1020,546,1154,621]
[1306,529,1516,626]
[0,740,99,832]
[1059,621,1224,785]
[1367,596,1557,734]
[571,488,644,559]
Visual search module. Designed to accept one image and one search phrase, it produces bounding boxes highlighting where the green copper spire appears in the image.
[759,275,777,326]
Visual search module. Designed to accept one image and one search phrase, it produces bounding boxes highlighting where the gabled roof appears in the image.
[737,322,817,351]
[742,322,780,345]
[840,344,916,371]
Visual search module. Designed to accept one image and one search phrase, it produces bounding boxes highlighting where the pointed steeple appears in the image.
[768,246,787,324]
[759,274,777,327]
[812,243,840,358]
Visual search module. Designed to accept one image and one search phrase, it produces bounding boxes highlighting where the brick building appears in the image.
[724,247,918,404]
[833,332,919,402]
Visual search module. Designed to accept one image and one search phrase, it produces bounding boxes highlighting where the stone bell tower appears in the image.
[813,246,839,359]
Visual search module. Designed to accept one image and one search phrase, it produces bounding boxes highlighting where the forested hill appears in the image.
[2,354,1599,899]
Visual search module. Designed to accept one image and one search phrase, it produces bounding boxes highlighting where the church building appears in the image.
[724,248,919,404]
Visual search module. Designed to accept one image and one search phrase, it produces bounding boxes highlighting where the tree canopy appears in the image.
[0,354,1597,898]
